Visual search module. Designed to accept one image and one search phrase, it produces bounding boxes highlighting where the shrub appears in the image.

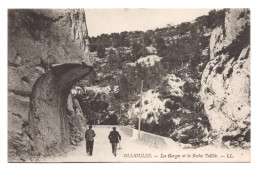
[131,41,147,61]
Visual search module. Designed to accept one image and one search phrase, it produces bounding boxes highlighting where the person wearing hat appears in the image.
[108,127,121,157]
[85,124,96,156]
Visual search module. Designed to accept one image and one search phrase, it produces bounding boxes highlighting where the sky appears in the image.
[84,9,213,37]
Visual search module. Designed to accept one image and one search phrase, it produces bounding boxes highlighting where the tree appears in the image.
[131,41,147,62]
[144,34,152,46]
[155,37,167,56]
[97,34,111,47]
[207,9,225,29]
[119,31,128,47]
[96,44,106,58]
[107,49,122,70]
[111,33,121,48]
[89,43,97,52]
[118,75,129,101]
[89,37,97,52]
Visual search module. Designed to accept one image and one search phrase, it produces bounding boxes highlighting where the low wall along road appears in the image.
[117,125,174,148]
[39,125,250,162]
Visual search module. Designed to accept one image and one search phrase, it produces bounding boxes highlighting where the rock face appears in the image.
[200,9,250,146]
[8,9,93,161]
[67,94,87,145]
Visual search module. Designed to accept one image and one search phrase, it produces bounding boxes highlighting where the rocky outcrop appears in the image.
[67,94,87,145]
[200,9,250,147]
[8,9,93,161]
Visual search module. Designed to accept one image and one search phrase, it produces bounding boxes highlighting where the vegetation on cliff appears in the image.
[73,9,229,147]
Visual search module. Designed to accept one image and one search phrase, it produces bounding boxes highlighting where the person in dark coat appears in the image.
[108,127,121,157]
[85,125,96,156]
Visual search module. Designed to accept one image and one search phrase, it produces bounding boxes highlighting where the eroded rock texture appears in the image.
[67,94,87,145]
[29,64,92,156]
[8,9,93,161]
[200,9,250,147]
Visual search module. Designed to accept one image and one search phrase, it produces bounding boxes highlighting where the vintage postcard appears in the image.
[8,8,250,162]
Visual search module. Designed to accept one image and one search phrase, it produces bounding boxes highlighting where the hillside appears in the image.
[71,9,250,148]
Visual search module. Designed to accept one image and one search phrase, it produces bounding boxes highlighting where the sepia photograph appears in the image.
[7,8,251,163]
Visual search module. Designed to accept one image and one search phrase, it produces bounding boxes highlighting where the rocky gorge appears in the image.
[8,8,250,162]
[80,8,250,148]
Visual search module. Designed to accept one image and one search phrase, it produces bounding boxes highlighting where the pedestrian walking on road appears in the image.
[85,125,96,156]
[108,127,121,157]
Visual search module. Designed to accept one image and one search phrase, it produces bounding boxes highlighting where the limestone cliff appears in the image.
[67,94,87,145]
[8,9,93,161]
[200,9,250,147]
